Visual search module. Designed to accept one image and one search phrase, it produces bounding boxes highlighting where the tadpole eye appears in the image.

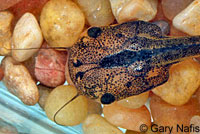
[100,93,115,104]
[87,27,102,38]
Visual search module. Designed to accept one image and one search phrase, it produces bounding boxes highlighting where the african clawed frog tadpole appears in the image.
[67,20,200,104]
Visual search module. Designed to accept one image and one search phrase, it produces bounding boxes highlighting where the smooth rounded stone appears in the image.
[44,85,88,126]
[103,102,151,132]
[152,20,170,35]
[162,0,194,20]
[34,42,67,87]
[82,114,123,134]
[12,13,43,62]
[153,59,200,106]
[173,0,200,35]
[2,57,39,105]
[117,92,149,109]
[150,94,200,134]
[40,0,85,48]
[0,11,13,55]
[75,0,114,26]
[109,0,158,23]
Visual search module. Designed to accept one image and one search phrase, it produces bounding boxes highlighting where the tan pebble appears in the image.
[0,11,13,55]
[44,85,88,126]
[2,56,39,105]
[75,0,114,26]
[153,59,200,106]
[12,12,43,62]
[109,0,158,23]
[103,102,151,132]
[173,0,200,35]
[82,114,123,134]
[117,91,149,109]
[40,0,85,48]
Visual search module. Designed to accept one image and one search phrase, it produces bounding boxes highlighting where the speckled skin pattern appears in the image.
[68,21,200,101]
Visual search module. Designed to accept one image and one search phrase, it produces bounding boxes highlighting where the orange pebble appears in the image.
[103,102,151,132]
[150,94,200,134]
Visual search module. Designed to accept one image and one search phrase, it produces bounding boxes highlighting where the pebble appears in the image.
[150,94,200,134]
[153,59,200,106]
[0,11,13,55]
[2,56,39,105]
[162,0,194,20]
[82,114,123,134]
[117,92,149,109]
[173,0,200,35]
[12,13,43,62]
[75,0,114,26]
[109,0,158,23]
[103,102,151,132]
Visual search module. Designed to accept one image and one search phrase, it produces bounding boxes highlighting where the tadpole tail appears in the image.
[150,36,200,66]
[53,93,80,125]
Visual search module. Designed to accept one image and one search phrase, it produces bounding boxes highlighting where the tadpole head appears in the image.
[100,93,115,104]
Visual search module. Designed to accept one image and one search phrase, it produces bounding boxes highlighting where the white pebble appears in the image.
[12,12,43,62]
[109,0,158,23]
[173,0,200,35]
[2,57,39,105]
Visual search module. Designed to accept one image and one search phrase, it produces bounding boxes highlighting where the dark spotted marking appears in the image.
[125,81,132,88]
[116,33,123,38]
[75,72,85,80]
[73,60,83,67]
